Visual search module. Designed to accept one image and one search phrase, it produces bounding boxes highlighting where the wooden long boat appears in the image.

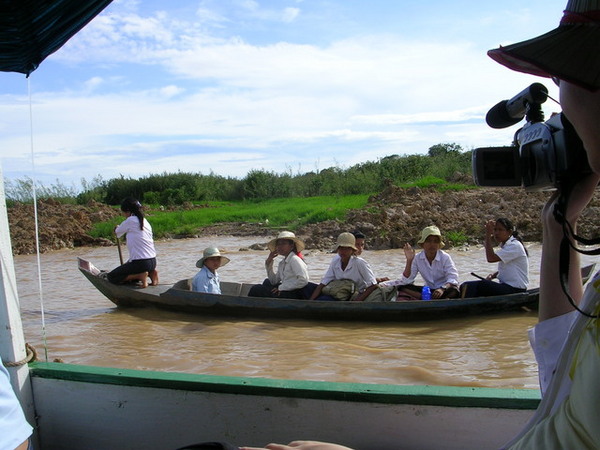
[78,257,542,321]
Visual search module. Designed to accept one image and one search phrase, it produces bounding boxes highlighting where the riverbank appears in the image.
[8,186,600,255]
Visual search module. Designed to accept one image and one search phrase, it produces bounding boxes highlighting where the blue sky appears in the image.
[0,0,566,189]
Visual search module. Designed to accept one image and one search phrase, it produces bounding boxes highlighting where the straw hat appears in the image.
[196,247,231,268]
[335,232,357,251]
[267,231,305,253]
[417,226,445,248]
[487,1,600,91]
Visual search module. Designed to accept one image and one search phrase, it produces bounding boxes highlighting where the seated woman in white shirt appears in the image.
[192,247,230,294]
[248,231,309,299]
[381,226,459,300]
[460,218,529,298]
[309,232,378,302]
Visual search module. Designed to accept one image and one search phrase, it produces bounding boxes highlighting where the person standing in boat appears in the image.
[309,232,379,302]
[248,231,309,299]
[460,218,528,298]
[107,197,158,288]
[192,247,230,294]
[381,225,460,299]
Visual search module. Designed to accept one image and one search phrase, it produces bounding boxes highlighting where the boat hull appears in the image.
[79,258,539,321]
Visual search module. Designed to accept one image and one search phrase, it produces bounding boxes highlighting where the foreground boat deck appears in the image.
[30,362,540,449]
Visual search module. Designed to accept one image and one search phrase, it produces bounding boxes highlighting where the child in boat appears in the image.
[380,226,459,299]
[459,218,529,298]
[107,197,158,288]
[248,231,309,299]
[309,232,380,302]
[351,230,389,283]
[192,247,230,294]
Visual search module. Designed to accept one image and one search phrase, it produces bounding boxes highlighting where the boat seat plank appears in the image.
[220,282,242,296]
[172,278,192,291]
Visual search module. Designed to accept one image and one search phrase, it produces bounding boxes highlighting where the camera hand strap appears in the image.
[554,188,599,318]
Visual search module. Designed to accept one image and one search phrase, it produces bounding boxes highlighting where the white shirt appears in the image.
[115,215,157,261]
[266,252,309,291]
[503,271,600,448]
[192,266,221,294]
[321,255,377,293]
[381,249,459,289]
[0,358,33,450]
[496,236,529,289]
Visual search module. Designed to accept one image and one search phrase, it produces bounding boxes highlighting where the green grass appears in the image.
[399,176,474,191]
[445,230,469,247]
[89,194,371,240]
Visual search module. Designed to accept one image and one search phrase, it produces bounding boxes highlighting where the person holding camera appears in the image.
[460,218,529,298]
[487,1,600,448]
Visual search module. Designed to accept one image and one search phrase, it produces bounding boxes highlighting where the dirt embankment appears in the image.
[8,199,119,255]
[7,187,600,255]
[300,185,600,249]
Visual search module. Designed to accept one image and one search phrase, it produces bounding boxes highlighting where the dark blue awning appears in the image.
[0,0,113,75]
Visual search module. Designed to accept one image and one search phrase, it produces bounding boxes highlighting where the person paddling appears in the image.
[107,197,158,288]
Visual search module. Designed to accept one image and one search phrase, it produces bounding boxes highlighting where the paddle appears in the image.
[116,235,124,265]
[470,272,486,281]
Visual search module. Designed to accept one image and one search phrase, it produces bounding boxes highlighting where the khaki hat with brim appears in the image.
[417,226,445,248]
[196,247,231,268]
[487,1,600,91]
[335,232,357,251]
[267,231,305,253]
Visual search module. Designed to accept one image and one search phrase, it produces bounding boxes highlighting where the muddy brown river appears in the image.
[14,236,598,389]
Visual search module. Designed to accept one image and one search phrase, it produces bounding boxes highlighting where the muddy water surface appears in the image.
[16,237,597,389]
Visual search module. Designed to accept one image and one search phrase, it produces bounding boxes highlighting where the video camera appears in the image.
[472,83,591,191]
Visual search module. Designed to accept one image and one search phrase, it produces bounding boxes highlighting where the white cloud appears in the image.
[282,7,300,23]
[0,0,565,187]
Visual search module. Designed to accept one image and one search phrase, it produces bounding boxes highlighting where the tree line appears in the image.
[5,143,472,206]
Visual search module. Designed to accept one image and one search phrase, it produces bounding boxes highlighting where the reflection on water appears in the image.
[15,236,598,389]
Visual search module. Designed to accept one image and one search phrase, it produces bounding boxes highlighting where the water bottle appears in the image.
[421,286,431,300]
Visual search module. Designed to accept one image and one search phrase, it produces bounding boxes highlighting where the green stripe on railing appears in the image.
[30,362,540,410]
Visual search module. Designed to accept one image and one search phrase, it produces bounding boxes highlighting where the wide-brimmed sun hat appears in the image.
[196,247,231,268]
[335,232,357,251]
[487,0,600,91]
[267,231,306,253]
[417,226,445,248]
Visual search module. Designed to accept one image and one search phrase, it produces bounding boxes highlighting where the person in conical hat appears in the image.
[192,247,230,294]
[248,231,309,299]
[380,226,460,300]
[487,2,600,448]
